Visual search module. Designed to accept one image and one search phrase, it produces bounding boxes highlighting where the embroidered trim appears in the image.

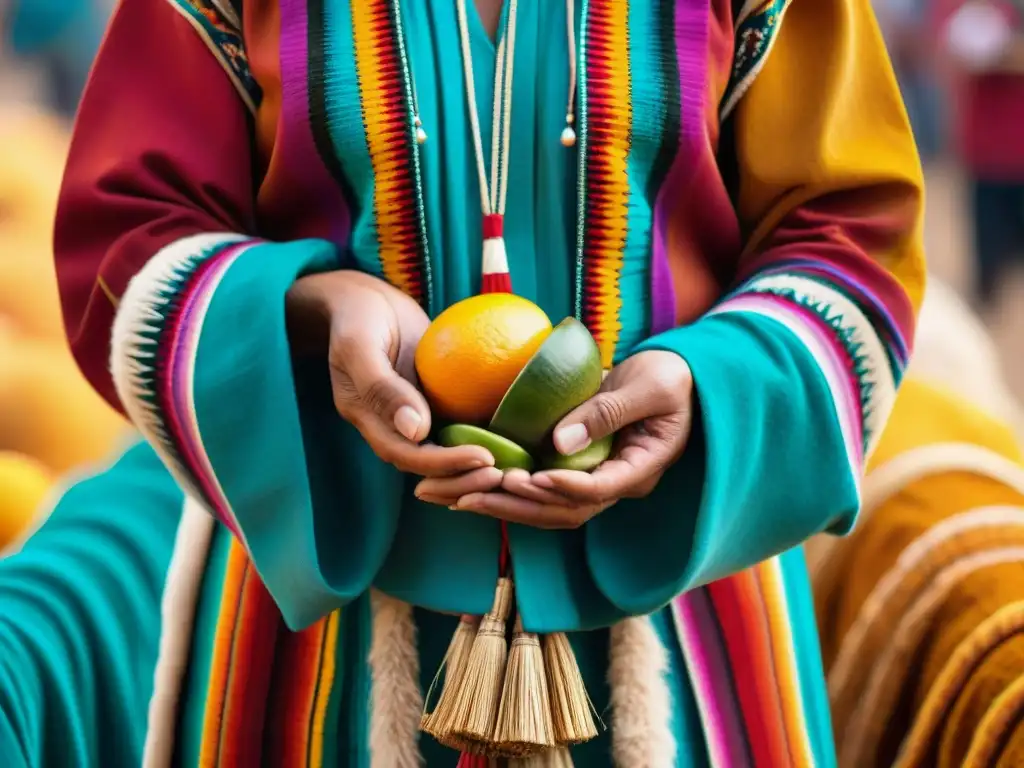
[718,272,899,459]
[161,0,261,113]
[348,0,432,307]
[110,233,253,544]
[719,0,792,120]
[576,0,633,369]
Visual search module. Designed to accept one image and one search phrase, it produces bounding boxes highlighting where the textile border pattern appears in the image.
[110,233,255,546]
[162,0,262,113]
[720,0,793,120]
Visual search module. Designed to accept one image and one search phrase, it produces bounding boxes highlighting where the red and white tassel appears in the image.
[481,213,512,294]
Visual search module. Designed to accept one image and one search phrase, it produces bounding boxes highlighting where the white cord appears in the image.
[565,0,577,123]
[456,0,519,217]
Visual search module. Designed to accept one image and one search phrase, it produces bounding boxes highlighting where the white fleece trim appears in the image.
[369,590,425,767]
[143,497,216,768]
[608,616,676,766]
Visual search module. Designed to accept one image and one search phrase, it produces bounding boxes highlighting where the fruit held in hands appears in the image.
[417,296,611,472]
[489,318,602,452]
[439,424,534,472]
[414,294,551,424]
[543,434,614,472]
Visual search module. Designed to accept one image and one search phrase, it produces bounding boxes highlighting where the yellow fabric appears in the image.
[813,380,1024,767]
[731,0,926,311]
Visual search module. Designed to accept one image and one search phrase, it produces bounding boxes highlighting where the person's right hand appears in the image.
[286,271,496,478]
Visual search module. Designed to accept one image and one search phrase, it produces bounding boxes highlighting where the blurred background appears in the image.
[1,0,1024,550]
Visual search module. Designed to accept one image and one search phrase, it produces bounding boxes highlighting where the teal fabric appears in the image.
[396,0,579,319]
[0,443,183,767]
[596,309,859,613]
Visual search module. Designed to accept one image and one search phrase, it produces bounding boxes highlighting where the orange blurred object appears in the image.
[415,294,552,424]
[0,451,53,552]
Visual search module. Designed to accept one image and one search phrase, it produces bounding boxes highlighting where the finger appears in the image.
[500,469,572,505]
[551,376,673,456]
[415,467,505,503]
[533,438,670,503]
[333,334,433,442]
[454,492,604,530]
[356,415,493,476]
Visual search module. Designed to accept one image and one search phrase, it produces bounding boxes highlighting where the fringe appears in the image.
[369,590,426,768]
[607,616,675,767]
[143,498,216,768]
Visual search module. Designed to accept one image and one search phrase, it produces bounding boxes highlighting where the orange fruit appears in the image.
[415,294,552,424]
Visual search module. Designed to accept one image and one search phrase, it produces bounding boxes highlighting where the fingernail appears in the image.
[394,406,422,441]
[455,494,482,510]
[532,474,554,488]
[554,423,590,455]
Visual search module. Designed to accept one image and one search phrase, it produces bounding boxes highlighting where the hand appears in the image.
[450,350,695,528]
[286,271,494,477]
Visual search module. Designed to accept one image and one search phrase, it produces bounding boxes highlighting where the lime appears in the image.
[542,433,614,472]
[490,317,602,451]
[438,424,535,471]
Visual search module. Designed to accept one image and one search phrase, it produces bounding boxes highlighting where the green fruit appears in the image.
[543,433,614,471]
[438,424,534,471]
[490,317,603,451]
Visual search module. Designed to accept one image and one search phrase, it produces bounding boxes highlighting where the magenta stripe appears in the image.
[716,293,865,464]
[650,0,708,334]
[673,589,753,767]
[277,0,350,245]
[160,247,247,537]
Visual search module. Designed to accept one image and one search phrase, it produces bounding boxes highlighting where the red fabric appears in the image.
[953,73,1024,178]
[935,0,1024,178]
[480,272,512,294]
[481,213,504,239]
[54,0,255,412]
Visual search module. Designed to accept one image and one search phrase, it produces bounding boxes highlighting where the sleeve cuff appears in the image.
[109,233,398,630]
[584,274,891,614]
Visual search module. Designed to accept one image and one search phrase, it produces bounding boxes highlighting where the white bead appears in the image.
[416,126,428,145]
[560,125,577,147]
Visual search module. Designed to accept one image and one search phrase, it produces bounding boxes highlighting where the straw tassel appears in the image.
[493,616,556,756]
[481,214,512,294]
[423,615,481,738]
[543,633,599,745]
[444,577,516,752]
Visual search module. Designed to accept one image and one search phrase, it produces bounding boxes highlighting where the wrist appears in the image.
[285,270,353,355]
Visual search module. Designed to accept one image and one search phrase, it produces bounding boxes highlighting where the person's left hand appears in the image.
[416,350,694,526]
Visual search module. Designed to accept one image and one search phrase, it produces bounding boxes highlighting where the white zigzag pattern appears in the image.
[110,232,249,524]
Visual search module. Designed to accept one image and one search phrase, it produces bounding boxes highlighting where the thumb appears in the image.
[552,380,654,456]
[338,341,432,443]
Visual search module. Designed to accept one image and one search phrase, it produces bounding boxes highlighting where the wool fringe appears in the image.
[143,499,216,768]
[608,616,675,767]
[369,590,425,768]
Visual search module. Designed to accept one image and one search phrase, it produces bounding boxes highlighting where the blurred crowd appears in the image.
[879,0,1024,308]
